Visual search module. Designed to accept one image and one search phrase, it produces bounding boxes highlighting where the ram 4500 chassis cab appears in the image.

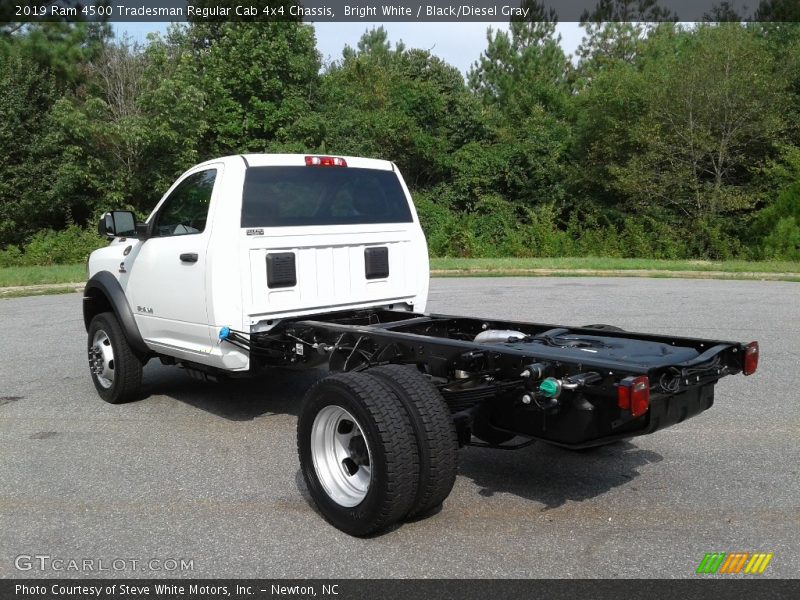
[84,154,759,536]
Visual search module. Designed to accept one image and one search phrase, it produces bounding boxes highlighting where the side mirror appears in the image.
[98,211,137,238]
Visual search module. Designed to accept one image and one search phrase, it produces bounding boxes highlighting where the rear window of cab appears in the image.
[241,166,413,228]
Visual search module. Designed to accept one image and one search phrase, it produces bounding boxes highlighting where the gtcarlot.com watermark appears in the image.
[15,554,194,573]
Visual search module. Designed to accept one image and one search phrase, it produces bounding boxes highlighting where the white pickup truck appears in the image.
[84,153,758,536]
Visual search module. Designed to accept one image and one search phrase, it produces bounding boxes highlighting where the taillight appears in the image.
[743,341,759,376]
[305,155,347,167]
[617,375,650,418]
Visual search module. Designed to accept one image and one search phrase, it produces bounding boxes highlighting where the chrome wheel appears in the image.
[89,329,115,389]
[310,405,372,507]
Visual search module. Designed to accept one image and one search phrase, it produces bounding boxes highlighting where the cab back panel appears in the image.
[247,235,417,316]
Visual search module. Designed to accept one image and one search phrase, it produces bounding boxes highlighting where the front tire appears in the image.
[87,312,143,404]
[297,372,419,536]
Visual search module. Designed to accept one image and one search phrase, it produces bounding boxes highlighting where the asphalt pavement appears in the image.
[0,277,797,578]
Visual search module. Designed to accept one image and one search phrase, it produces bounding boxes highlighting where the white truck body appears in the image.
[88,154,430,371]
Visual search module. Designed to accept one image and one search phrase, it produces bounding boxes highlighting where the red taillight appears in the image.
[743,341,759,376]
[305,155,347,167]
[617,375,650,418]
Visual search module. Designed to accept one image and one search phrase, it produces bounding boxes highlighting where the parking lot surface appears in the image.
[0,277,797,578]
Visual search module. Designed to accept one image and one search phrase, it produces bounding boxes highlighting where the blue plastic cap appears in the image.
[219,326,230,340]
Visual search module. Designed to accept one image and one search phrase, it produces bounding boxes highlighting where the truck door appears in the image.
[127,166,220,354]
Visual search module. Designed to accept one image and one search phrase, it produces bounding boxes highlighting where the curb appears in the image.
[0,282,85,298]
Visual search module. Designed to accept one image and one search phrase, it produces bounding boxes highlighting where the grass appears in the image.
[0,264,86,287]
[430,256,800,273]
[430,257,800,277]
[0,258,798,297]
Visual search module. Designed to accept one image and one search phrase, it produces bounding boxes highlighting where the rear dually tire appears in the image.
[297,372,420,536]
[365,364,459,519]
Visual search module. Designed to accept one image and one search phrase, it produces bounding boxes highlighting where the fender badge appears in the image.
[246,228,264,236]
[118,262,126,273]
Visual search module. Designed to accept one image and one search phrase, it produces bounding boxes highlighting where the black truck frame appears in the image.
[221,308,758,451]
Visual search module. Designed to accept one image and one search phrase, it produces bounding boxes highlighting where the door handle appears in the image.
[179,253,198,263]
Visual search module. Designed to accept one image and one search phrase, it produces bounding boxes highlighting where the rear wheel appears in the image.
[366,365,459,519]
[297,372,419,536]
[87,312,143,404]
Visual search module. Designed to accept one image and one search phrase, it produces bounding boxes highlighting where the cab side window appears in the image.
[154,170,217,237]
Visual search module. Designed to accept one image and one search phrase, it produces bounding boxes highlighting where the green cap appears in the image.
[538,378,560,398]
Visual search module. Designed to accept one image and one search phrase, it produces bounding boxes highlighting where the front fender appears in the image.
[83,271,150,357]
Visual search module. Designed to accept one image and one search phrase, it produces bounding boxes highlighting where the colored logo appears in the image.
[696,552,773,574]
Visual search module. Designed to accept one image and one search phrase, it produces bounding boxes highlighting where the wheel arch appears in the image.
[83,271,150,358]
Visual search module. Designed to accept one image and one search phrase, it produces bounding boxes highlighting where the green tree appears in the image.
[0,50,58,244]
[0,21,115,246]
[167,21,321,156]
[751,182,800,259]
[467,7,572,214]
[574,1,676,84]
[2,21,108,89]
[44,36,209,217]
[611,25,789,220]
[319,27,483,187]
[469,3,571,118]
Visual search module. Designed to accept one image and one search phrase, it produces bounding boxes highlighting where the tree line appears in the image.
[1,9,799,263]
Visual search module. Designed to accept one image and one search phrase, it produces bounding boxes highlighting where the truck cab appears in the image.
[87,154,429,372]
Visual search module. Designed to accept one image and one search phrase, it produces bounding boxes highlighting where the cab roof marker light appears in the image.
[305,155,347,167]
